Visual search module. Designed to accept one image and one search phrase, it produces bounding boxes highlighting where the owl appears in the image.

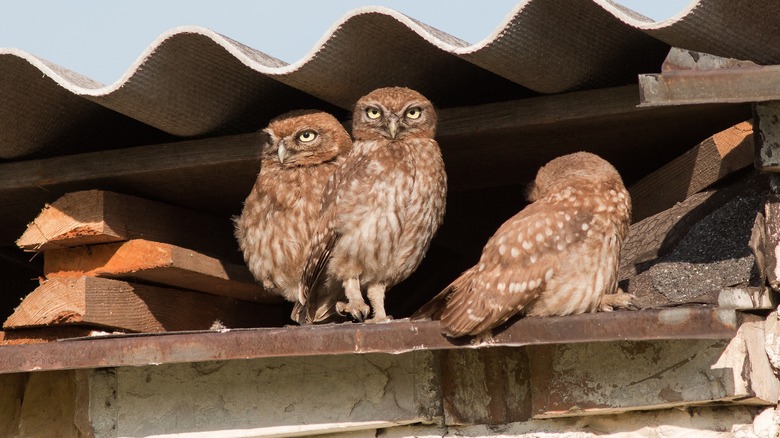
[413,152,634,337]
[294,87,447,324]
[234,110,352,315]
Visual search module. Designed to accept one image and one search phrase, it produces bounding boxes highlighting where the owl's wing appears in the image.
[434,201,593,337]
[296,205,340,323]
[297,152,367,323]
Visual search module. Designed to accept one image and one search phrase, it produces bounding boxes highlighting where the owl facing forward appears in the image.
[413,152,634,337]
[235,110,352,314]
[295,87,447,324]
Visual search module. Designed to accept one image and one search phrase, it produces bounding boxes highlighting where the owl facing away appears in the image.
[294,87,448,324]
[234,110,352,315]
[413,152,634,337]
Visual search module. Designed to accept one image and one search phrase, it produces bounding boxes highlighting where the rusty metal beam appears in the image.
[0,307,753,375]
[639,65,780,106]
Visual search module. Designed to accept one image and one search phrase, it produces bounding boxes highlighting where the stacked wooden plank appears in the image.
[3,190,285,343]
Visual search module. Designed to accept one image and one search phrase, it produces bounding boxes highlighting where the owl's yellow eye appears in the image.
[405,107,422,119]
[366,107,382,119]
[298,130,317,142]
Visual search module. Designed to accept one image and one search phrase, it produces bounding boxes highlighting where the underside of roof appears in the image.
[1,0,777,160]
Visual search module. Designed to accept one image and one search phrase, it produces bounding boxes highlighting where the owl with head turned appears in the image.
[294,87,447,324]
[413,152,635,337]
[234,110,352,319]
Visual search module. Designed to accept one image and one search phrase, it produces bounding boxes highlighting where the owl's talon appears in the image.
[599,291,638,311]
[335,301,371,321]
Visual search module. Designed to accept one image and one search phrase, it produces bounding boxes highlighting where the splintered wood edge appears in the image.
[3,278,86,329]
[15,190,120,251]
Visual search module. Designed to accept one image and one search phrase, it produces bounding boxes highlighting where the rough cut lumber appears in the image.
[16,190,240,262]
[3,276,282,333]
[43,239,278,303]
[629,121,753,222]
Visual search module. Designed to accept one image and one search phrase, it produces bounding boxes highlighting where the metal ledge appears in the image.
[0,307,754,375]
[639,65,780,106]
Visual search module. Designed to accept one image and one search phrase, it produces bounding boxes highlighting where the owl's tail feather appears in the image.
[411,267,476,323]
[297,279,348,324]
[290,300,306,325]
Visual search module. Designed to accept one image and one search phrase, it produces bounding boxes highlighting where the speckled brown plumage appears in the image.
[234,110,352,319]
[295,87,447,324]
[414,152,633,337]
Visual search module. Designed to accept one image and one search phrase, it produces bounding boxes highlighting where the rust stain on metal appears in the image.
[639,64,780,107]
[0,308,751,375]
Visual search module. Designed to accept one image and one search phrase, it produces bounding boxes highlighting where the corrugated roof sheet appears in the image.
[1,0,778,160]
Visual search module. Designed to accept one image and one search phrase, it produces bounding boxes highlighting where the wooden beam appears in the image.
[16,190,240,262]
[3,276,285,333]
[0,87,641,194]
[628,121,753,222]
[0,86,751,247]
[0,133,262,193]
[437,85,646,137]
[43,239,278,303]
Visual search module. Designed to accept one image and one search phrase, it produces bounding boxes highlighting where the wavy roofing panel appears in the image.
[1,0,778,160]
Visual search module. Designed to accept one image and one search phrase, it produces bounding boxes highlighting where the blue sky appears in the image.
[0,1,690,85]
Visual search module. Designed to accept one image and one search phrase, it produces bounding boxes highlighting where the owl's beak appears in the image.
[277,143,289,163]
[387,116,400,139]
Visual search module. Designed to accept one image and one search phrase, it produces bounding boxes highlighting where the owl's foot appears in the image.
[364,283,389,324]
[470,330,496,345]
[335,300,371,321]
[365,315,393,324]
[599,290,639,311]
